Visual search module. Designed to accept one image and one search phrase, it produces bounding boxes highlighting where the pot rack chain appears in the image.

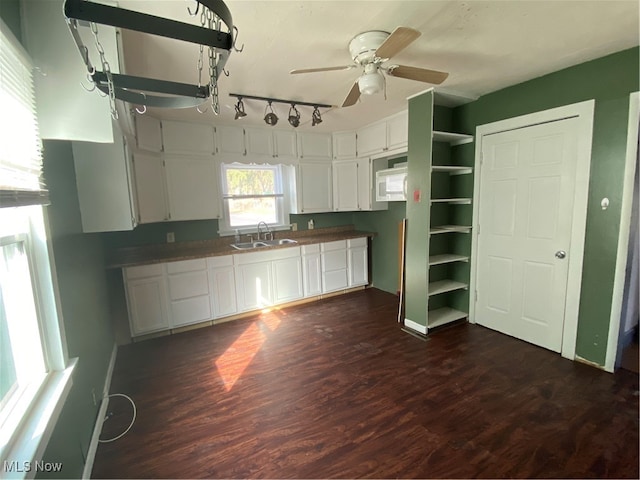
[90,22,117,119]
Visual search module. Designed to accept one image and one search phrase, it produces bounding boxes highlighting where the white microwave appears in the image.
[376,164,407,201]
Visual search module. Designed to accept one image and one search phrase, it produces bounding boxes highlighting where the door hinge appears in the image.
[475,290,478,302]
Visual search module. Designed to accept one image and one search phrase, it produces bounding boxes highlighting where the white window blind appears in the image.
[0,20,47,207]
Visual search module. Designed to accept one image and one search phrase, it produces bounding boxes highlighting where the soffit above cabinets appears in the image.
[112,1,638,132]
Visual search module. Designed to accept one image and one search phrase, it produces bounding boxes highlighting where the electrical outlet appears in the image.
[291,223,298,231]
[91,388,97,406]
[167,232,175,243]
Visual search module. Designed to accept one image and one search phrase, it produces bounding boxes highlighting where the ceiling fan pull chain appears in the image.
[90,21,118,119]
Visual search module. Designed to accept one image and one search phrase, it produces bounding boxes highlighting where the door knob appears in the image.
[555,250,566,259]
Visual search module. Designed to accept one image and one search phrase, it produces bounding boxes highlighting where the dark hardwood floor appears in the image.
[92,289,639,479]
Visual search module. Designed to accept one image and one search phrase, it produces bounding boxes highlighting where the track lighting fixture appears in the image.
[229,93,331,128]
[264,101,278,126]
[288,104,301,128]
[311,106,323,126]
[234,97,247,119]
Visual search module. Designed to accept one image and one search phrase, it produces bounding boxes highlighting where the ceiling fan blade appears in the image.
[290,65,354,74]
[386,65,449,85]
[342,82,361,107]
[375,27,421,59]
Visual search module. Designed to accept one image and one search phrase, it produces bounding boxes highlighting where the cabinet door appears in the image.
[210,266,238,318]
[333,131,357,160]
[386,110,408,152]
[245,127,274,158]
[132,152,169,223]
[274,130,297,161]
[127,277,170,336]
[357,122,387,157]
[302,253,322,297]
[333,160,359,211]
[297,132,332,161]
[135,115,163,152]
[348,245,369,287]
[297,162,333,213]
[235,262,273,311]
[165,155,220,221]
[216,125,246,156]
[272,256,303,303]
[73,131,137,232]
[162,120,215,155]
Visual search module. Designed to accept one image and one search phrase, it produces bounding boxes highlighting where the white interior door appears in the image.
[476,117,579,352]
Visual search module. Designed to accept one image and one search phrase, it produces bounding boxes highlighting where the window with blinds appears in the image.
[0,21,47,208]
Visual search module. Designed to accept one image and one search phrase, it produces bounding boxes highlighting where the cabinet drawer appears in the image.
[207,255,233,269]
[170,295,212,327]
[168,270,209,300]
[347,237,367,248]
[321,240,347,252]
[302,243,320,255]
[126,263,164,280]
[322,249,347,271]
[166,258,206,274]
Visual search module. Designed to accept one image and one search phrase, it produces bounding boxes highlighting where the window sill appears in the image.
[1,358,77,479]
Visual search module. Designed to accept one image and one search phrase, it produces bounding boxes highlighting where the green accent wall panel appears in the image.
[405,90,434,328]
[454,47,639,365]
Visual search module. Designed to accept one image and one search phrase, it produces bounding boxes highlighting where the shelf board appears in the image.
[428,279,469,296]
[433,131,474,146]
[432,165,473,175]
[429,254,470,266]
[430,225,472,235]
[430,198,472,205]
[428,307,468,329]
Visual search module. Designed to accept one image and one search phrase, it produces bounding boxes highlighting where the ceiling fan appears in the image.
[290,27,449,107]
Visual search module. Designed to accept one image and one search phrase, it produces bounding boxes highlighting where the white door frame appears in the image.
[469,100,595,361]
[605,91,640,372]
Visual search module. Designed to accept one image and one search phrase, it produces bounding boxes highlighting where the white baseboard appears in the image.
[404,318,427,335]
[82,343,118,479]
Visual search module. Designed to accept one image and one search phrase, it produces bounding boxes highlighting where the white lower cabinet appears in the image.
[321,240,348,293]
[124,239,367,337]
[207,256,238,318]
[166,259,211,328]
[348,237,369,287]
[125,264,170,336]
[302,244,322,297]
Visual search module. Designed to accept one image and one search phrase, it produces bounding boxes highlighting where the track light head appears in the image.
[288,104,301,128]
[311,106,322,126]
[234,97,247,120]
[264,101,278,126]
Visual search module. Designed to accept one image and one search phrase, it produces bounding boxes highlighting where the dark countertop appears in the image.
[107,225,375,269]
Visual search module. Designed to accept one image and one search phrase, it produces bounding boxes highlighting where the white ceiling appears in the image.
[118,0,639,132]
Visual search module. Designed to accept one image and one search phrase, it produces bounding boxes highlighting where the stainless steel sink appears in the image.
[230,239,297,250]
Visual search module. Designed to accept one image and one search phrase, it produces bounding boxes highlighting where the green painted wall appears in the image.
[454,47,640,366]
[37,141,115,478]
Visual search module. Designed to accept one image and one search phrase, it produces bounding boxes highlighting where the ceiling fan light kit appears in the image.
[290,26,450,108]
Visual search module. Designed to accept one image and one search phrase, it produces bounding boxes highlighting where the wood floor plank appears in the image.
[92,289,639,479]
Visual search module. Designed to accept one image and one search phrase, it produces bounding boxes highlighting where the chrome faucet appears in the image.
[257,221,273,241]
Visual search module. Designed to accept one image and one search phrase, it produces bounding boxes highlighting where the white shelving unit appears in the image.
[430,198,472,205]
[428,280,469,296]
[432,165,473,175]
[428,307,469,329]
[429,225,473,235]
[433,131,474,146]
[429,254,470,266]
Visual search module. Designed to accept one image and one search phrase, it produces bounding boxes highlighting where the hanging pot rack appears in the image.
[63,0,236,110]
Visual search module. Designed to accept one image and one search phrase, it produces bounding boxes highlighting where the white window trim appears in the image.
[0,207,75,478]
[218,163,292,236]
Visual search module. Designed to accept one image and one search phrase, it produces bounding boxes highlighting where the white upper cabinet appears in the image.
[357,110,408,158]
[162,120,215,155]
[332,160,359,212]
[333,131,358,160]
[131,152,169,223]
[386,110,409,152]
[296,161,333,213]
[164,155,220,221]
[273,130,298,161]
[297,132,333,161]
[357,121,387,157]
[72,125,138,232]
[135,115,163,152]
[244,127,275,158]
[215,125,246,156]
[22,0,118,142]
